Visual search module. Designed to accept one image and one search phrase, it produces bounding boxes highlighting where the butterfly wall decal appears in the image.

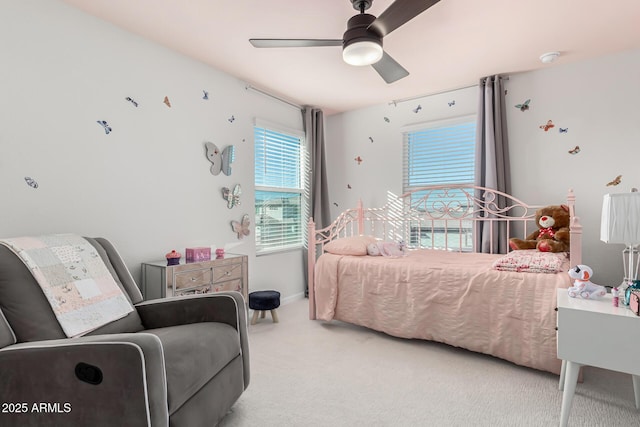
[568,146,580,155]
[125,97,139,107]
[333,202,339,207]
[347,184,352,189]
[369,137,374,143]
[228,115,235,123]
[205,142,235,176]
[384,117,390,123]
[222,184,241,209]
[354,156,363,165]
[202,90,209,100]
[539,120,555,131]
[448,100,456,107]
[413,105,422,114]
[607,175,622,186]
[231,214,251,239]
[24,176,38,189]
[97,120,112,134]
[163,96,171,107]
[559,128,568,133]
[515,99,530,111]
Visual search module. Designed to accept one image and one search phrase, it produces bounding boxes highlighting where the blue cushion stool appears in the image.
[249,290,280,325]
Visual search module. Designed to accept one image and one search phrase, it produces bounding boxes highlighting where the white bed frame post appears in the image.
[567,189,582,266]
[308,218,317,320]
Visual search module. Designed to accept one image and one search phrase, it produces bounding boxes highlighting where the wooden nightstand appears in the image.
[141,253,248,301]
[556,289,640,427]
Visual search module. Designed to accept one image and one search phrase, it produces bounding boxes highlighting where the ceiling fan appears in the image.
[249,0,440,84]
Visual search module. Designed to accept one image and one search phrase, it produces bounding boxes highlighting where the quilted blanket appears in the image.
[0,234,134,337]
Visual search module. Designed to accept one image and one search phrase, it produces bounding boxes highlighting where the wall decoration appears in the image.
[559,128,568,133]
[539,120,555,131]
[333,202,339,207]
[368,137,374,143]
[222,184,241,208]
[125,97,139,107]
[568,146,580,155]
[413,104,422,113]
[163,96,171,107]
[231,214,251,239]
[202,90,209,100]
[448,100,456,107]
[607,175,622,186]
[515,99,530,111]
[384,117,390,123]
[354,156,363,165]
[205,142,235,176]
[228,115,235,123]
[347,184,352,189]
[24,176,38,189]
[97,120,112,134]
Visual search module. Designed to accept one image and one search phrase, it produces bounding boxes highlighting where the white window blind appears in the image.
[403,119,476,191]
[254,125,305,253]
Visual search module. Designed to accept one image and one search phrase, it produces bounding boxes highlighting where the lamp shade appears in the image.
[601,193,640,244]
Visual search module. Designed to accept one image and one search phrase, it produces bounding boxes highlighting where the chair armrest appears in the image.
[0,333,168,427]
[135,291,250,389]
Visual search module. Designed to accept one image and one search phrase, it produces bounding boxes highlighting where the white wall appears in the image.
[326,49,640,287]
[0,0,305,300]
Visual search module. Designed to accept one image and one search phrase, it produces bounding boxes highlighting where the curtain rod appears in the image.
[245,84,303,110]
[389,76,509,106]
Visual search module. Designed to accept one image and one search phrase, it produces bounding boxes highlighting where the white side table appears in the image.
[556,289,640,426]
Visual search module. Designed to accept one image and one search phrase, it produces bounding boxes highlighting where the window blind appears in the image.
[254,126,305,253]
[403,120,476,191]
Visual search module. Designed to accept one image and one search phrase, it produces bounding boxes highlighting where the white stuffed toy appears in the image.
[367,241,405,257]
[567,264,606,299]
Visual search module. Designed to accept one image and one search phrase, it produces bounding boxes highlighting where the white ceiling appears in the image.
[61,0,640,115]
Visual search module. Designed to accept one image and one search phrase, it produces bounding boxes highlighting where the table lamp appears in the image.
[601,192,640,302]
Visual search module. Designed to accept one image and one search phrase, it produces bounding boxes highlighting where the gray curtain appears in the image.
[475,75,511,254]
[302,107,330,296]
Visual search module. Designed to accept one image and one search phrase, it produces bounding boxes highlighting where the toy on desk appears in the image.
[567,264,606,299]
[612,287,619,307]
[165,250,181,266]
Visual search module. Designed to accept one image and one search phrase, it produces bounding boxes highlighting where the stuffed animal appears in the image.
[567,264,606,299]
[509,205,571,253]
[367,241,405,257]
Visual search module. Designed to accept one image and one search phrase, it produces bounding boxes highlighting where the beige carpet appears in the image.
[220,298,638,426]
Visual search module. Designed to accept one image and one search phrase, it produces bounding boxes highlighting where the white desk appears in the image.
[556,289,640,426]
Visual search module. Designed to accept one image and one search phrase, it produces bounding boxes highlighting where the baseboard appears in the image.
[281,292,305,305]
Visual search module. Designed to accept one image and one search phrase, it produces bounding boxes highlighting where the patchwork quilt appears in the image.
[0,234,134,337]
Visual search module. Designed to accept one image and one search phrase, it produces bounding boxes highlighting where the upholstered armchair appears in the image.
[0,237,249,427]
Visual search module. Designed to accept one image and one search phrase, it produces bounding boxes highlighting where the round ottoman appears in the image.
[249,290,280,325]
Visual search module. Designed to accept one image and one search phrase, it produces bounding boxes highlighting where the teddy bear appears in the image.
[509,204,570,253]
[567,264,606,299]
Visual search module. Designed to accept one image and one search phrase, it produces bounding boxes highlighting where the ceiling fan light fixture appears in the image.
[343,40,383,66]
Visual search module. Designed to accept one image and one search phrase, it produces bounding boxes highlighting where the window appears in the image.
[254,123,306,254]
[403,117,476,249]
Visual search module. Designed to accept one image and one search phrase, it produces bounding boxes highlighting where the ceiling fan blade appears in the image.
[371,0,440,37]
[249,39,342,48]
[371,51,409,84]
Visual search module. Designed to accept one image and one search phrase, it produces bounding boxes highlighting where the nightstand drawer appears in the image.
[213,264,242,283]
[211,279,242,293]
[176,284,212,296]
[174,268,212,289]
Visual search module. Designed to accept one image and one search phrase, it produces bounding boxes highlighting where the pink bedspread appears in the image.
[314,250,571,374]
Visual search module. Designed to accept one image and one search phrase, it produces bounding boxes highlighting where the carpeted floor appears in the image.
[220,298,639,426]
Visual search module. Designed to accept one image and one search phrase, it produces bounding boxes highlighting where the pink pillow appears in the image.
[324,235,377,256]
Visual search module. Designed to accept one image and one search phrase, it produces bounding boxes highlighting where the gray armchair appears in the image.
[0,237,249,427]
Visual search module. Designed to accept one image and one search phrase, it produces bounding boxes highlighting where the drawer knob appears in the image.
[191,277,196,281]
[225,271,231,276]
